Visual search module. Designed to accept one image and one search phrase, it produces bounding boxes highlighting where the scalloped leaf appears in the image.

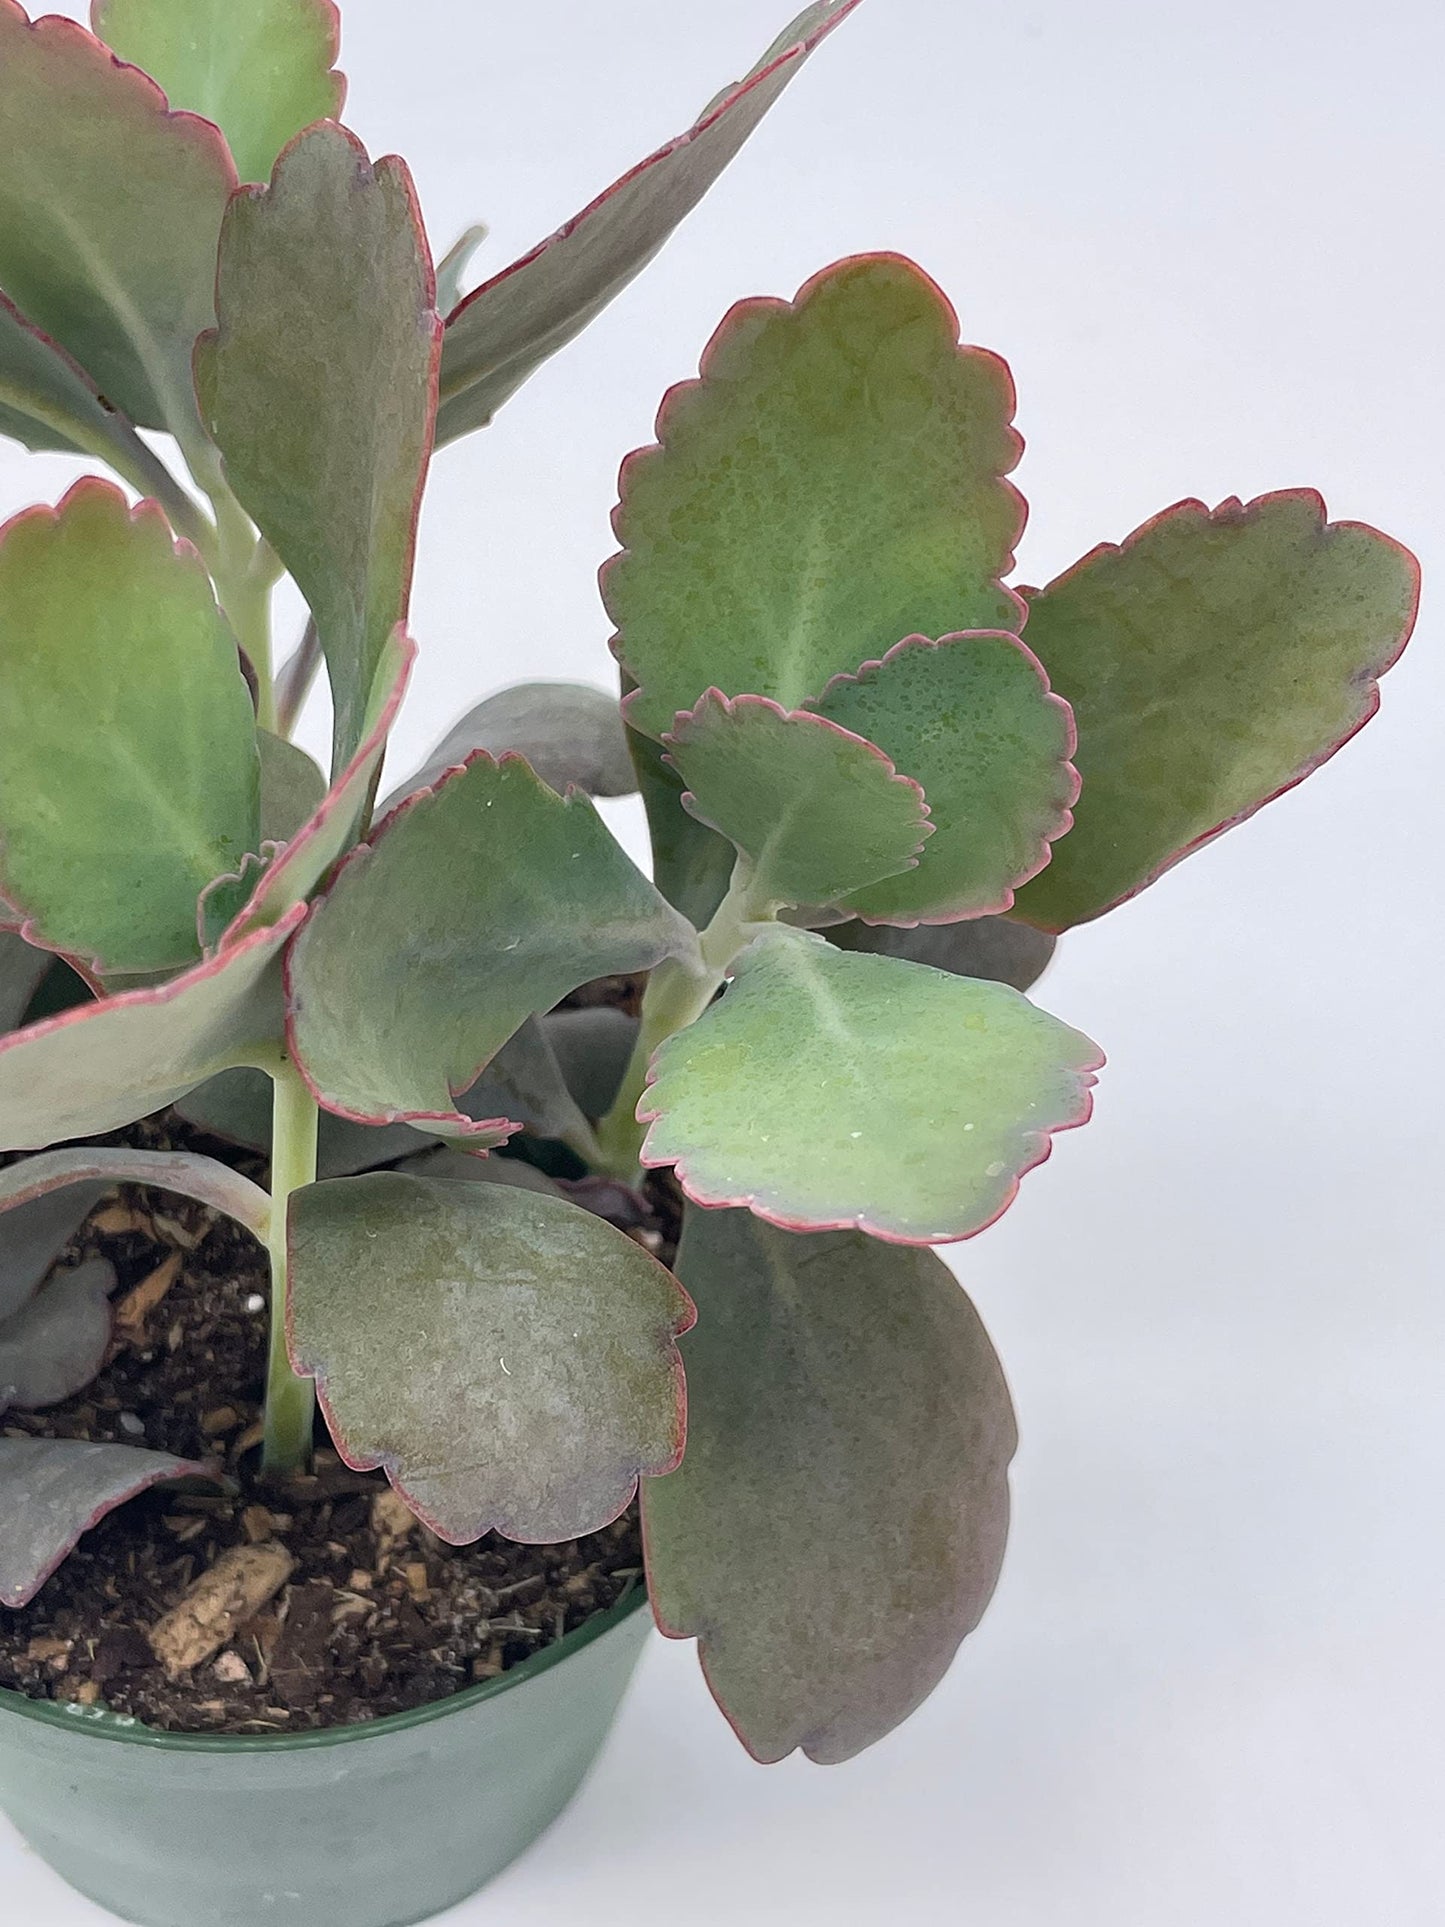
[0,1259,114,1415]
[0,931,50,1036]
[380,681,636,814]
[641,925,1101,1244]
[829,914,1057,993]
[286,754,696,1139]
[1011,493,1420,932]
[0,1185,108,1324]
[258,729,326,848]
[287,1172,694,1542]
[0,481,260,976]
[0,1,234,435]
[92,0,345,187]
[644,1207,1016,1762]
[665,690,931,909]
[0,1437,220,1607]
[810,632,1077,924]
[609,254,1024,742]
[0,907,302,1152]
[195,122,439,770]
[0,1147,271,1239]
[435,0,864,442]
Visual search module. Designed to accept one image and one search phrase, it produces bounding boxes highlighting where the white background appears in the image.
[3,2,1443,1921]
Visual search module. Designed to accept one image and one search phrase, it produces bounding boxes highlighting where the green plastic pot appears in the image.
[0,1581,651,1927]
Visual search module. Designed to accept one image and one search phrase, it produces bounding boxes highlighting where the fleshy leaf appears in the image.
[0,908,303,1151]
[0,482,260,975]
[543,1006,639,1120]
[644,1207,1016,1764]
[287,1172,694,1542]
[286,754,696,1139]
[0,1185,108,1324]
[194,122,439,770]
[0,931,50,1035]
[0,1437,219,1607]
[0,1260,114,1415]
[92,0,345,187]
[257,729,326,847]
[175,1067,433,1178]
[433,222,488,317]
[641,925,1101,1243]
[1011,492,1420,931]
[810,633,1077,923]
[664,691,930,910]
[609,254,1024,742]
[829,914,1057,993]
[435,0,864,442]
[380,681,636,813]
[0,1,234,435]
[0,1147,272,1240]
[630,716,736,930]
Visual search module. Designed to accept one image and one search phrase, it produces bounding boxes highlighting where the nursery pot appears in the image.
[0,1580,650,1927]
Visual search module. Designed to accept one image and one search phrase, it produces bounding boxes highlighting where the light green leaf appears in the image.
[1012,492,1420,931]
[288,1172,694,1541]
[433,222,487,318]
[0,1,234,435]
[0,481,259,976]
[257,728,326,847]
[644,1207,1017,1763]
[811,632,1078,923]
[609,254,1024,741]
[641,925,1101,1244]
[92,0,345,186]
[287,754,697,1139]
[666,690,931,909]
[194,121,439,770]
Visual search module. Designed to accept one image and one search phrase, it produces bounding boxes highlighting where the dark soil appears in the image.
[0,1106,681,1736]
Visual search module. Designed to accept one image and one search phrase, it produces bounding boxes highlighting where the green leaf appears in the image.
[92,0,345,187]
[287,1172,694,1541]
[665,690,931,909]
[286,754,696,1139]
[0,1184,109,1324]
[0,1146,272,1240]
[0,481,260,976]
[0,1259,114,1415]
[0,1,234,435]
[629,715,736,930]
[609,254,1024,742]
[644,1207,1017,1762]
[641,925,1101,1243]
[257,728,326,847]
[433,222,488,317]
[829,913,1058,993]
[810,632,1078,923]
[435,0,863,443]
[0,930,50,1035]
[1011,492,1420,931]
[194,121,439,770]
[0,907,302,1151]
[175,1067,435,1177]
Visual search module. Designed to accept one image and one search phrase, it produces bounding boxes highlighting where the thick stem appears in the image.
[261,1054,319,1477]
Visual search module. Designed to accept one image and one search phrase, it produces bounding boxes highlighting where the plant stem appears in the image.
[261,1053,320,1477]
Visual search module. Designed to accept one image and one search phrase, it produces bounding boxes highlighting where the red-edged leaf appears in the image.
[0,1148,271,1240]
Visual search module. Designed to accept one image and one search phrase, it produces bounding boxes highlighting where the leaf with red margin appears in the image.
[0,1260,114,1416]
[0,1437,222,1608]
[92,0,345,187]
[829,914,1057,993]
[285,753,697,1142]
[195,122,439,771]
[287,1172,694,1543]
[0,1147,272,1240]
[664,690,931,910]
[809,632,1078,925]
[643,1206,1016,1763]
[435,0,864,442]
[609,254,1025,742]
[0,0,234,436]
[640,924,1101,1245]
[1011,492,1420,933]
[0,907,303,1152]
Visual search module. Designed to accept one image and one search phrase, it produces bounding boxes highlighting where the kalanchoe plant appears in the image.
[0,0,1419,1772]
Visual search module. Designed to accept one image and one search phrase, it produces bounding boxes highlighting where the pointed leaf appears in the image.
[0,482,260,976]
[0,931,50,1035]
[257,728,326,847]
[0,907,302,1151]
[1011,492,1420,931]
[0,1185,108,1324]
[0,1,234,434]
[664,690,930,909]
[195,122,439,769]
[287,1172,694,1542]
[644,1207,1016,1763]
[380,681,636,814]
[433,222,488,317]
[0,1437,219,1607]
[810,632,1078,923]
[92,0,345,186]
[609,254,1024,741]
[0,1260,114,1415]
[286,755,696,1139]
[435,0,864,441]
[830,913,1057,993]
[0,1147,271,1240]
[641,926,1101,1243]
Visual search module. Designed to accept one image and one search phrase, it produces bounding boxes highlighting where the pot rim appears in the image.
[0,1575,649,1755]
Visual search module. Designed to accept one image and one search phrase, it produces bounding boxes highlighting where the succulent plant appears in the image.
[0,0,1418,1764]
